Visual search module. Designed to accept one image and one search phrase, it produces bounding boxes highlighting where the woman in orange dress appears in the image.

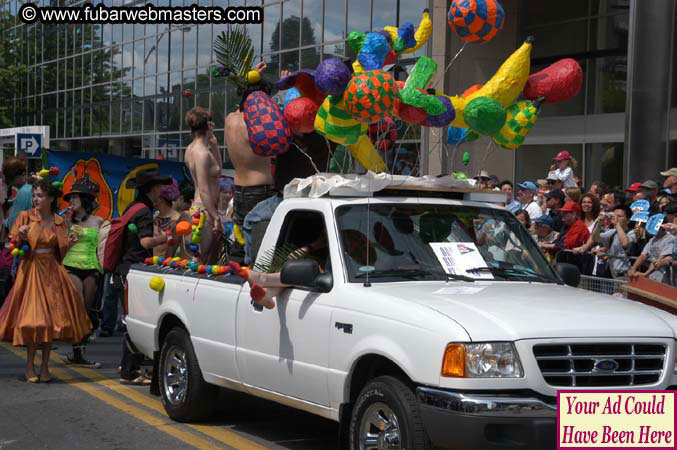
[0,179,92,382]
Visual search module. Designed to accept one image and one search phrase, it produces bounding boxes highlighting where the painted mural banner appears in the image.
[48,151,191,218]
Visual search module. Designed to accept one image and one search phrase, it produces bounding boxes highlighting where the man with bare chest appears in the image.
[225,63,276,262]
[184,107,223,263]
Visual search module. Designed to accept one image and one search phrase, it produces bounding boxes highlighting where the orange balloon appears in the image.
[176,221,192,236]
[461,84,483,98]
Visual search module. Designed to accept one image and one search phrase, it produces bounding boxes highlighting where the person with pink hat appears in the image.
[547,150,578,189]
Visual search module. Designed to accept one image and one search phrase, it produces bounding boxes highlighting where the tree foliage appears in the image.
[0,12,28,128]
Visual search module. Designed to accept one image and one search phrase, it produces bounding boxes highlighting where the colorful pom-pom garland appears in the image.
[188,211,207,254]
[142,256,246,278]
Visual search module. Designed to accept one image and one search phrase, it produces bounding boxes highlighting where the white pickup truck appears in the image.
[127,180,677,450]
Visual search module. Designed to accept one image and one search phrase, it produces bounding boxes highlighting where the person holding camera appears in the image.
[592,205,636,278]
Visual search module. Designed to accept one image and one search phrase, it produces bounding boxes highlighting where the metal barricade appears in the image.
[578,275,627,296]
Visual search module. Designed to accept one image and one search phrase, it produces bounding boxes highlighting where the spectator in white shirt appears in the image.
[547,150,577,188]
[628,206,676,284]
[517,181,543,220]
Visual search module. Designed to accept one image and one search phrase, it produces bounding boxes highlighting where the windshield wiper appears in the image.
[355,269,474,282]
[442,273,476,282]
[466,266,557,284]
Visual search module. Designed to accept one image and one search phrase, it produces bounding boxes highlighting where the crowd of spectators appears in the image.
[479,153,677,286]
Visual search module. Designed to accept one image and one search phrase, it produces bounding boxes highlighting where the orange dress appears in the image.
[0,210,92,345]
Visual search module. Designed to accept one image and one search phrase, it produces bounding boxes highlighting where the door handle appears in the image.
[335,322,353,334]
[251,300,263,312]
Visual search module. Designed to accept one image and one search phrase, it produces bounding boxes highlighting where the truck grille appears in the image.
[533,343,665,387]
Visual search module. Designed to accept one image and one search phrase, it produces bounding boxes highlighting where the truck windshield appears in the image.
[335,203,559,284]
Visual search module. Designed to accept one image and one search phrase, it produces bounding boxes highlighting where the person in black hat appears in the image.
[99,169,172,385]
[545,189,565,233]
[62,177,104,368]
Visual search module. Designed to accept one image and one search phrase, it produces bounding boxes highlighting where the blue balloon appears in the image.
[446,126,468,145]
[283,87,301,110]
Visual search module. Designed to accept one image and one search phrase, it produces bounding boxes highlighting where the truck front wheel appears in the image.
[159,328,217,422]
[349,376,431,450]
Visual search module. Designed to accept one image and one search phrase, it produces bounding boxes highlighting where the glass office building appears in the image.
[437,0,676,188]
[2,0,427,174]
[513,0,631,188]
[4,0,676,184]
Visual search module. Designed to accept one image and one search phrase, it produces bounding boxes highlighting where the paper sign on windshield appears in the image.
[429,242,494,280]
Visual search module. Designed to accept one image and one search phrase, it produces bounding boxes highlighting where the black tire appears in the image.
[158,328,217,422]
[349,376,431,450]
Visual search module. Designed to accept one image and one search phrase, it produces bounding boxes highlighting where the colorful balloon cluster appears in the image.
[38,167,60,178]
[37,166,63,189]
[225,2,583,172]
[8,237,29,258]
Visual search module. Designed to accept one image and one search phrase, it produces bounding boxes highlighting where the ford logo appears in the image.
[593,359,619,372]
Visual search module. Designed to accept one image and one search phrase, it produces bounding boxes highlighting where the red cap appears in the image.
[560,201,581,214]
[554,150,572,161]
[625,182,642,192]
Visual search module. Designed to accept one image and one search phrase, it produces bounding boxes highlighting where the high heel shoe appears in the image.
[25,375,39,383]
[39,375,53,383]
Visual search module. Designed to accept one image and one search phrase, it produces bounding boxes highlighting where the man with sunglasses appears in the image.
[546,173,562,191]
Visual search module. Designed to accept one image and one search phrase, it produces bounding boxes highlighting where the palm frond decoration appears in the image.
[253,243,323,274]
[217,235,234,266]
[213,24,255,89]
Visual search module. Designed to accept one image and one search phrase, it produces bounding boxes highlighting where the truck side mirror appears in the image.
[555,263,581,288]
[280,259,332,293]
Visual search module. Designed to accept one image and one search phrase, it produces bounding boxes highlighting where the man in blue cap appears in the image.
[517,181,543,221]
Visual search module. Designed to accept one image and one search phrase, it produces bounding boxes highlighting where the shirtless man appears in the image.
[184,107,223,263]
[225,62,276,263]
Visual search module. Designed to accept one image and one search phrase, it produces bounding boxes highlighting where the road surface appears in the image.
[0,334,338,450]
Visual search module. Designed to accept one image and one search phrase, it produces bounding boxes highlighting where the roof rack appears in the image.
[378,185,507,203]
[284,173,507,204]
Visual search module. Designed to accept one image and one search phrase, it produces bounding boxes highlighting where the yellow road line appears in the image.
[64,363,269,450]
[2,342,268,450]
[2,344,218,450]
[61,362,268,450]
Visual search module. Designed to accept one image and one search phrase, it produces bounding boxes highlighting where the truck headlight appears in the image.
[442,342,524,378]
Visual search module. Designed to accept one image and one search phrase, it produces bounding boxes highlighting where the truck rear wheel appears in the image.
[349,376,431,450]
[159,328,217,422]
